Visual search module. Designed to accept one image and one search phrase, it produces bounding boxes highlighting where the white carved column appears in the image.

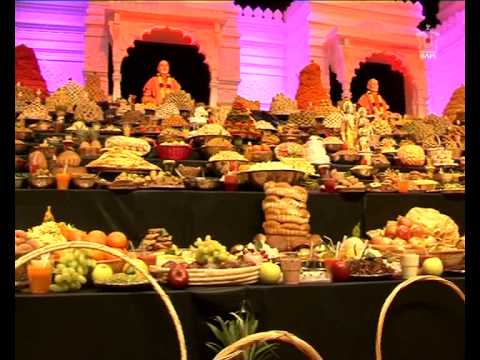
[339,39,356,100]
[217,17,240,104]
[108,13,123,100]
[84,3,109,94]
[209,78,218,106]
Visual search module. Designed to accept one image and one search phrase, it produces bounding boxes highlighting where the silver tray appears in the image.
[349,273,394,280]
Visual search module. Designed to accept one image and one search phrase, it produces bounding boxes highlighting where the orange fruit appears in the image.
[66,229,83,242]
[88,249,106,261]
[85,230,107,245]
[58,223,70,239]
[106,232,128,249]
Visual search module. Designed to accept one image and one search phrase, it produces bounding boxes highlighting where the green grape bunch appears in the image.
[49,249,96,293]
[191,235,236,266]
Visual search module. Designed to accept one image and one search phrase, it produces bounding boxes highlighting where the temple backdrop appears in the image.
[15,0,464,115]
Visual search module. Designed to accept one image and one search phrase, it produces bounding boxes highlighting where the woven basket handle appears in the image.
[213,330,323,360]
[15,241,187,360]
[375,275,465,360]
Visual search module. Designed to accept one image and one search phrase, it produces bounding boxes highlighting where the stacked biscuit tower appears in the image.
[262,181,320,251]
[138,228,173,252]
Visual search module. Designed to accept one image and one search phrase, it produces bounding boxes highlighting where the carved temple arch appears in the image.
[109,20,218,105]
[348,51,423,115]
[133,26,212,70]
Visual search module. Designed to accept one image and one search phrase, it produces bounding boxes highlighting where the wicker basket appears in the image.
[156,144,192,161]
[375,275,465,360]
[213,330,323,360]
[15,241,187,360]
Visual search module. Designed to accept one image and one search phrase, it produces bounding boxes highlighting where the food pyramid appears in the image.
[234,95,261,111]
[84,73,108,103]
[164,90,194,112]
[46,90,74,113]
[443,85,465,122]
[224,99,261,139]
[74,97,104,122]
[15,45,48,96]
[295,61,336,116]
[270,93,297,115]
[21,97,51,120]
[16,83,36,103]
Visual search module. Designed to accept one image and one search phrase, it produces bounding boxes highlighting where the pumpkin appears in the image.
[397,144,426,166]
[57,149,81,167]
[28,150,48,174]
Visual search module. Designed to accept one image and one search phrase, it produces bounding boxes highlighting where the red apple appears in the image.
[384,223,398,238]
[167,263,189,289]
[329,260,350,282]
[396,225,412,241]
[397,216,412,228]
[15,230,27,238]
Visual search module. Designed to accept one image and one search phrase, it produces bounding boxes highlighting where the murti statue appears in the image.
[357,78,390,116]
[340,100,358,151]
[142,60,181,105]
[356,107,373,153]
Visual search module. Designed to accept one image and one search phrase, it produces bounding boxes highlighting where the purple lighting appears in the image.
[15,0,88,92]
[425,9,465,115]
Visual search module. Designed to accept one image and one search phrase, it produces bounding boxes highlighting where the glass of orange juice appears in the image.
[56,172,71,190]
[397,179,410,193]
[27,261,53,294]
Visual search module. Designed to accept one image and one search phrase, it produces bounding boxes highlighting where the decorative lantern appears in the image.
[417,25,439,60]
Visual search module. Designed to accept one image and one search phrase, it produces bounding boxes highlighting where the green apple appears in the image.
[259,262,282,284]
[91,264,114,283]
[422,257,444,276]
[123,259,149,275]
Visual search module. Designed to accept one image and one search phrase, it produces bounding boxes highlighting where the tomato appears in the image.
[396,225,412,241]
[410,224,428,238]
[397,216,413,228]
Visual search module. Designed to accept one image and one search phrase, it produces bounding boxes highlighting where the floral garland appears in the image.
[366,91,388,115]
[156,74,174,100]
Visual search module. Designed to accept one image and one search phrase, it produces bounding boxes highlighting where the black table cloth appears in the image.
[15,278,465,360]
[15,189,464,248]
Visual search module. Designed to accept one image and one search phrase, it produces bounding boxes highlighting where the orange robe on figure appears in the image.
[357,91,389,116]
[142,75,181,105]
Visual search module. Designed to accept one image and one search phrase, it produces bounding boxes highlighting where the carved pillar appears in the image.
[209,78,218,106]
[416,86,428,117]
[339,39,356,100]
[84,4,109,95]
[108,13,123,100]
[217,17,240,104]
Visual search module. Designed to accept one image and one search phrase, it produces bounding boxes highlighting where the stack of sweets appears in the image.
[262,181,320,251]
[138,228,173,251]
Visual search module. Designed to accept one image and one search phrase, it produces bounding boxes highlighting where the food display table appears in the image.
[15,189,465,247]
[15,278,465,360]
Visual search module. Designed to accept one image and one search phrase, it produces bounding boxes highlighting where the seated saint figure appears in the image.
[142,60,181,105]
[357,78,389,116]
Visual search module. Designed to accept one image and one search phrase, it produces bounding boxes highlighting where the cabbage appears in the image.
[405,207,459,244]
